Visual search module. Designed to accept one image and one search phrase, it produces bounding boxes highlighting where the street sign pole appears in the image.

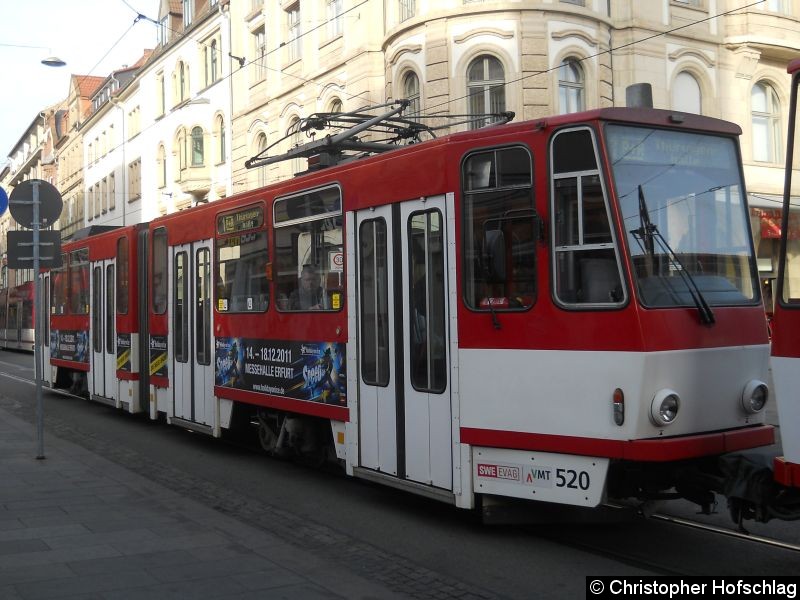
[8,178,63,461]
[32,181,44,460]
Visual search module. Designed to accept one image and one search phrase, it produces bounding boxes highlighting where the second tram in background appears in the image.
[41,101,800,523]
[0,274,34,352]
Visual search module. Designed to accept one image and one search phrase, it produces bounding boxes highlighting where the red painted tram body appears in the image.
[45,106,784,517]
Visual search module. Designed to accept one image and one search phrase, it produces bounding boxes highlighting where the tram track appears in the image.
[649,512,800,553]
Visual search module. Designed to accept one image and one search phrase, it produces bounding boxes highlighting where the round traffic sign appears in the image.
[9,179,63,229]
[0,187,7,217]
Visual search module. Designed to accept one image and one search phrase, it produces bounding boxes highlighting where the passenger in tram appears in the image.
[289,264,324,310]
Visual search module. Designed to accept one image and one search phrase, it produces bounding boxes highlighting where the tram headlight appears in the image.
[650,389,680,427]
[741,380,768,415]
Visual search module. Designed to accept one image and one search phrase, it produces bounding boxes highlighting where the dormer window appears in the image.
[183,0,193,28]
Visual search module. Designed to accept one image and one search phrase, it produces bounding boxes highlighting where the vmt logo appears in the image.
[525,466,554,488]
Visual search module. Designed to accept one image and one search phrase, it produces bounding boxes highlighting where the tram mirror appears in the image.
[483,229,506,283]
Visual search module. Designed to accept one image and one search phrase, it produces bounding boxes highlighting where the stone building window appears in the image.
[400,0,416,21]
[403,71,421,116]
[467,55,505,129]
[558,58,584,114]
[191,127,205,166]
[752,81,782,163]
[672,71,702,114]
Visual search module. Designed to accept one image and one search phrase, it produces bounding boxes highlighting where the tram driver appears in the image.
[289,264,325,310]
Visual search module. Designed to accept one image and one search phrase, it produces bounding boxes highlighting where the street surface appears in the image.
[0,351,797,599]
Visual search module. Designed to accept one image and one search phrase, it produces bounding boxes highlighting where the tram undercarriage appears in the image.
[607,451,800,525]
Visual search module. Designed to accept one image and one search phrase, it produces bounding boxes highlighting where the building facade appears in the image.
[1,0,798,304]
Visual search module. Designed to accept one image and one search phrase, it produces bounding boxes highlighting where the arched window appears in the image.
[752,81,781,163]
[558,58,584,114]
[403,71,420,116]
[672,71,702,114]
[256,132,268,187]
[215,116,226,164]
[157,144,167,188]
[467,55,505,129]
[191,127,204,166]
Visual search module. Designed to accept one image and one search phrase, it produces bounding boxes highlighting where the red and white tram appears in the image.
[46,104,794,519]
[772,58,800,490]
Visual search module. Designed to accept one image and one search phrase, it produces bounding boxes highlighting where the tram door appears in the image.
[171,241,214,428]
[90,260,116,402]
[357,196,453,490]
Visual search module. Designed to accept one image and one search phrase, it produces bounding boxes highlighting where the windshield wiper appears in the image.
[631,185,716,326]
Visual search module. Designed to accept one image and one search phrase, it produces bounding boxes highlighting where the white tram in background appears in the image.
[0,279,35,352]
[40,99,800,523]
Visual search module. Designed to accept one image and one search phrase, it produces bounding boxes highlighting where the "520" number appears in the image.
[555,468,590,490]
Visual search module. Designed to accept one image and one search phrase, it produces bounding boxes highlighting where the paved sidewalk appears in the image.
[0,405,407,600]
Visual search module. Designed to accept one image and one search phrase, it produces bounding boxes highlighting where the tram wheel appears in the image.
[257,412,280,454]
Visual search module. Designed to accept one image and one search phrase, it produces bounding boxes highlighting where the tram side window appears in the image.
[70,249,90,315]
[551,128,624,306]
[51,254,68,315]
[274,186,344,312]
[117,237,129,314]
[359,218,390,386]
[463,146,536,310]
[92,266,102,353]
[152,228,168,314]
[106,264,115,353]
[196,248,211,365]
[410,210,447,393]
[216,232,269,312]
[174,251,189,363]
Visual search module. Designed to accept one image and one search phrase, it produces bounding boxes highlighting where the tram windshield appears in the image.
[607,125,758,308]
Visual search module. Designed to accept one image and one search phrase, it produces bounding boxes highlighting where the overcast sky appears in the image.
[0,0,158,168]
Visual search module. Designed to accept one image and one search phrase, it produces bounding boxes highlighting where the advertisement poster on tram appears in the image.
[50,330,89,363]
[215,337,346,406]
[116,333,131,372]
[149,335,168,377]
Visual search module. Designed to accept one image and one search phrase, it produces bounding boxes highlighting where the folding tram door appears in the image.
[356,195,453,491]
[170,240,214,432]
[90,259,117,403]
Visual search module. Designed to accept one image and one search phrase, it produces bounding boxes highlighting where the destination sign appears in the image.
[217,205,263,235]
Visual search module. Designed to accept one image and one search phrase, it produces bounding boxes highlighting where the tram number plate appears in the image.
[473,448,609,508]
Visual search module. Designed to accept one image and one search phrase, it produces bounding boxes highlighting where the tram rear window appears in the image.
[462,146,536,310]
[51,254,68,315]
[69,249,90,315]
[274,186,343,312]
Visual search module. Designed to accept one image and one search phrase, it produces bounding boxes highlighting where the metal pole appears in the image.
[33,181,44,460]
